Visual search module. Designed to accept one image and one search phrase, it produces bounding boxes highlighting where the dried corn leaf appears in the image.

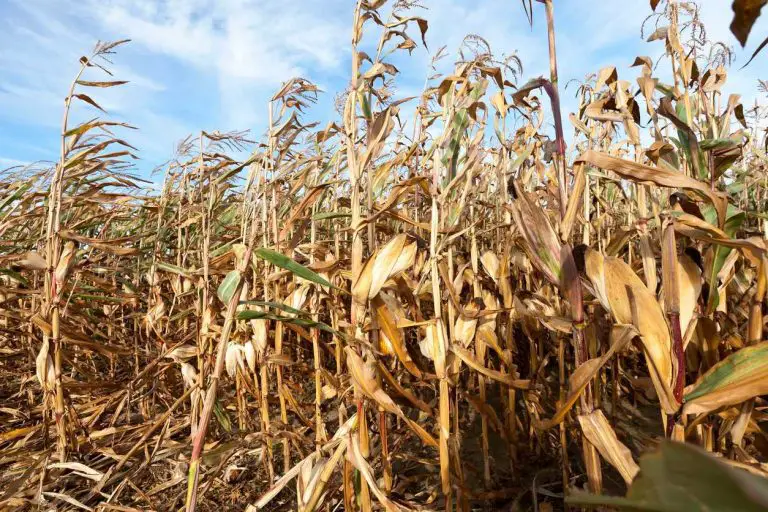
[660,253,702,344]
[369,234,407,298]
[372,294,422,378]
[575,150,727,227]
[451,345,529,389]
[536,325,636,429]
[578,409,639,485]
[684,342,768,415]
[347,435,402,512]
[344,346,403,417]
[508,181,562,285]
[584,248,678,413]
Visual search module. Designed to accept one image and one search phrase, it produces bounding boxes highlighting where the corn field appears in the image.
[2,0,768,510]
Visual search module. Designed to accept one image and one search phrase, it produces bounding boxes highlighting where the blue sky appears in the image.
[1,0,767,182]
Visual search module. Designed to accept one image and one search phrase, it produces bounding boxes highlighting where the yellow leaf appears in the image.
[584,249,678,413]
[578,409,639,485]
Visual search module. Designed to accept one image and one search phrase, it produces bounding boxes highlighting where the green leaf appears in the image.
[567,441,768,511]
[237,309,341,337]
[213,399,232,433]
[359,91,372,120]
[211,239,236,257]
[157,261,193,277]
[728,181,746,194]
[511,145,534,172]
[700,203,744,235]
[217,270,241,304]
[73,294,130,303]
[0,268,29,287]
[700,138,738,151]
[312,211,351,221]
[214,205,239,229]
[672,101,707,180]
[239,300,310,317]
[683,342,768,414]
[700,203,746,312]
[654,82,675,96]
[0,182,32,214]
[252,247,338,290]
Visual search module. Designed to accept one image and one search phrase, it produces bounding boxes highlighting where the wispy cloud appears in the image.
[0,0,357,168]
[81,0,351,130]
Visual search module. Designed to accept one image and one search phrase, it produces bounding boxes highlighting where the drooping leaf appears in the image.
[742,34,768,67]
[568,441,768,511]
[535,325,636,429]
[237,310,340,337]
[684,342,768,415]
[372,293,422,378]
[252,247,337,290]
[72,93,107,113]
[352,234,416,303]
[583,248,678,413]
[578,409,639,485]
[157,261,193,277]
[576,149,728,227]
[508,181,562,285]
[731,0,768,46]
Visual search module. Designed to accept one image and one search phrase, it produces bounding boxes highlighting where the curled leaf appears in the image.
[575,150,728,227]
[578,409,639,485]
[584,248,678,413]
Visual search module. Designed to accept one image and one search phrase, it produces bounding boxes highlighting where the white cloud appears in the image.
[0,0,353,168]
[81,0,350,130]
[0,0,182,164]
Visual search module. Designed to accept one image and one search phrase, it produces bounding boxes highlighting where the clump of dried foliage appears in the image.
[2,1,768,511]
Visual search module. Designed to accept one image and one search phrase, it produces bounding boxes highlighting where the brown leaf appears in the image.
[16,251,47,270]
[674,214,767,263]
[76,80,129,88]
[344,346,402,417]
[369,234,407,299]
[731,0,768,46]
[508,181,562,285]
[561,164,586,241]
[535,325,636,429]
[575,150,728,227]
[578,409,639,485]
[347,435,403,512]
[595,66,618,92]
[59,230,140,256]
[451,345,529,389]
[584,249,678,413]
[372,293,422,378]
[279,183,331,243]
[354,234,417,306]
[72,93,106,113]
